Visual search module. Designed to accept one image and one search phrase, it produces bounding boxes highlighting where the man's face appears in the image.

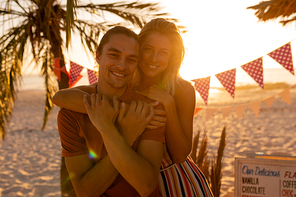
[97,34,139,90]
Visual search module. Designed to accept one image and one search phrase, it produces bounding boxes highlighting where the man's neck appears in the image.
[96,82,128,100]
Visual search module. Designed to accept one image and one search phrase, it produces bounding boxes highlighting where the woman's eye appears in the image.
[144,48,153,53]
[128,58,138,64]
[160,51,170,57]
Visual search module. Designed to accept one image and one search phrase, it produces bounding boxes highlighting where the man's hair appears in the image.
[134,18,185,96]
[96,26,139,56]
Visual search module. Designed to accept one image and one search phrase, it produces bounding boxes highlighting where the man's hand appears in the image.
[83,93,119,131]
[117,101,154,146]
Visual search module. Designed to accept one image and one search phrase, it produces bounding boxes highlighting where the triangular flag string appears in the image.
[235,104,246,120]
[278,88,291,105]
[69,61,84,88]
[191,76,211,105]
[249,101,262,117]
[194,85,295,121]
[263,96,275,108]
[192,39,296,105]
[268,42,294,75]
[215,68,236,98]
[87,69,98,84]
[206,108,218,121]
[241,57,264,89]
[220,106,233,119]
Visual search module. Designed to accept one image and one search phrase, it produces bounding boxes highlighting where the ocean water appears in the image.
[19,67,296,91]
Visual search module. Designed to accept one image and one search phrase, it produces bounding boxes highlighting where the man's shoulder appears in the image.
[58,108,86,121]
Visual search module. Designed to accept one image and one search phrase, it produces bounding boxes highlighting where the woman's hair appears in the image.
[134,18,185,95]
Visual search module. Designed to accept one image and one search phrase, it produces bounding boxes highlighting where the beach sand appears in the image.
[0,87,296,196]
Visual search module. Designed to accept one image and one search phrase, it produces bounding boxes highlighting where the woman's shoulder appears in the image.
[175,78,195,95]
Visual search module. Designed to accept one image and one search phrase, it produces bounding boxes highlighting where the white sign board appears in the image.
[235,156,296,197]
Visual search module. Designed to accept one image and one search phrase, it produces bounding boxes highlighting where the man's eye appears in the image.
[109,54,119,58]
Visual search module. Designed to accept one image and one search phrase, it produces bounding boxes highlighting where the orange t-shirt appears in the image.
[57,84,165,197]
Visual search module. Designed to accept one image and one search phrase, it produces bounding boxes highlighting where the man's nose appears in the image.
[116,57,126,69]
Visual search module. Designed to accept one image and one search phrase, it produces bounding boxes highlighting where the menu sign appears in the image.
[235,156,296,197]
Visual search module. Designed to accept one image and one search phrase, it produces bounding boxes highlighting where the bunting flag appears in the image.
[241,57,264,89]
[267,43,294,75]
[235,104,246,120]
[87,69,98,84]
[191,76,211,105]
[194,107,203,115]
[221,106,233,119]
[215,68,236,98]
[249,101,262,117]
[206,108,218,121]
[69,61,84,88]
[278,89,291,105]
[263,96,275,108]
[53,58,69,82]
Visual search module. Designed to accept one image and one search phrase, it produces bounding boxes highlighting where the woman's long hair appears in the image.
[133,18,185,95]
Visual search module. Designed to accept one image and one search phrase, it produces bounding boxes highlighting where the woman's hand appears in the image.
[147,107,166,129]
[137,85,172,129]
[117,101,154,146]
[83,93,119,132]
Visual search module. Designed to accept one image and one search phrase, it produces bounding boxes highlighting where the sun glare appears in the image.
[163,0,296,84]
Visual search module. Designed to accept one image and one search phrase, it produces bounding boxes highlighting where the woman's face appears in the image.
[139,32,172,79]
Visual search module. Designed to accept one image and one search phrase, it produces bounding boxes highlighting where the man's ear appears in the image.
[96,51,100,63]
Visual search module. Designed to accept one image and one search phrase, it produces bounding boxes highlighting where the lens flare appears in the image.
[88,150,97,159]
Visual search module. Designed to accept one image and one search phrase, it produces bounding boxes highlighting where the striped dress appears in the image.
[158,147,213,197]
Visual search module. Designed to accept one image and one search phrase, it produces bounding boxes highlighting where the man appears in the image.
[57,26,165,196]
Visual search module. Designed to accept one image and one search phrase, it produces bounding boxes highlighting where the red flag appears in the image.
[53,58,61,82]
[194,107,203,115]
[191,76,211,105]
[87,69,98,84]
[69,61,84,87]
[268,43,294,75]
[241,57,264,89]
[215,68,236,98]
[53,58,69,82]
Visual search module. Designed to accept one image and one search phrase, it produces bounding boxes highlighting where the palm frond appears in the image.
[247,0,296,25]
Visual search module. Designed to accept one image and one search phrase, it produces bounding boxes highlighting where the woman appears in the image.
[53,18,213,197]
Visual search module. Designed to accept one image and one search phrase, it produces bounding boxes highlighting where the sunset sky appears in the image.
[64,0,296,82]
[159,0,296,80]
[20,0,296,84]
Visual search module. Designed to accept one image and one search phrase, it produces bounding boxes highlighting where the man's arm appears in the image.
[65,154,118,197]
[57,108,120,197]
[84,94,164,196]
[101,125,163,196]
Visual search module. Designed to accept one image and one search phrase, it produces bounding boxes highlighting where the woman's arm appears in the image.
[137,80,196,163]
[166,80,195,163]
[52,84,95,113]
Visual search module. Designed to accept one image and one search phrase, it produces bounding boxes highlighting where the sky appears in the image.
[22,0,296,84]
[158,0,296,80]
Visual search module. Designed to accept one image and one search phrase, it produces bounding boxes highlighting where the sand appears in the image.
[0,87,296,196]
